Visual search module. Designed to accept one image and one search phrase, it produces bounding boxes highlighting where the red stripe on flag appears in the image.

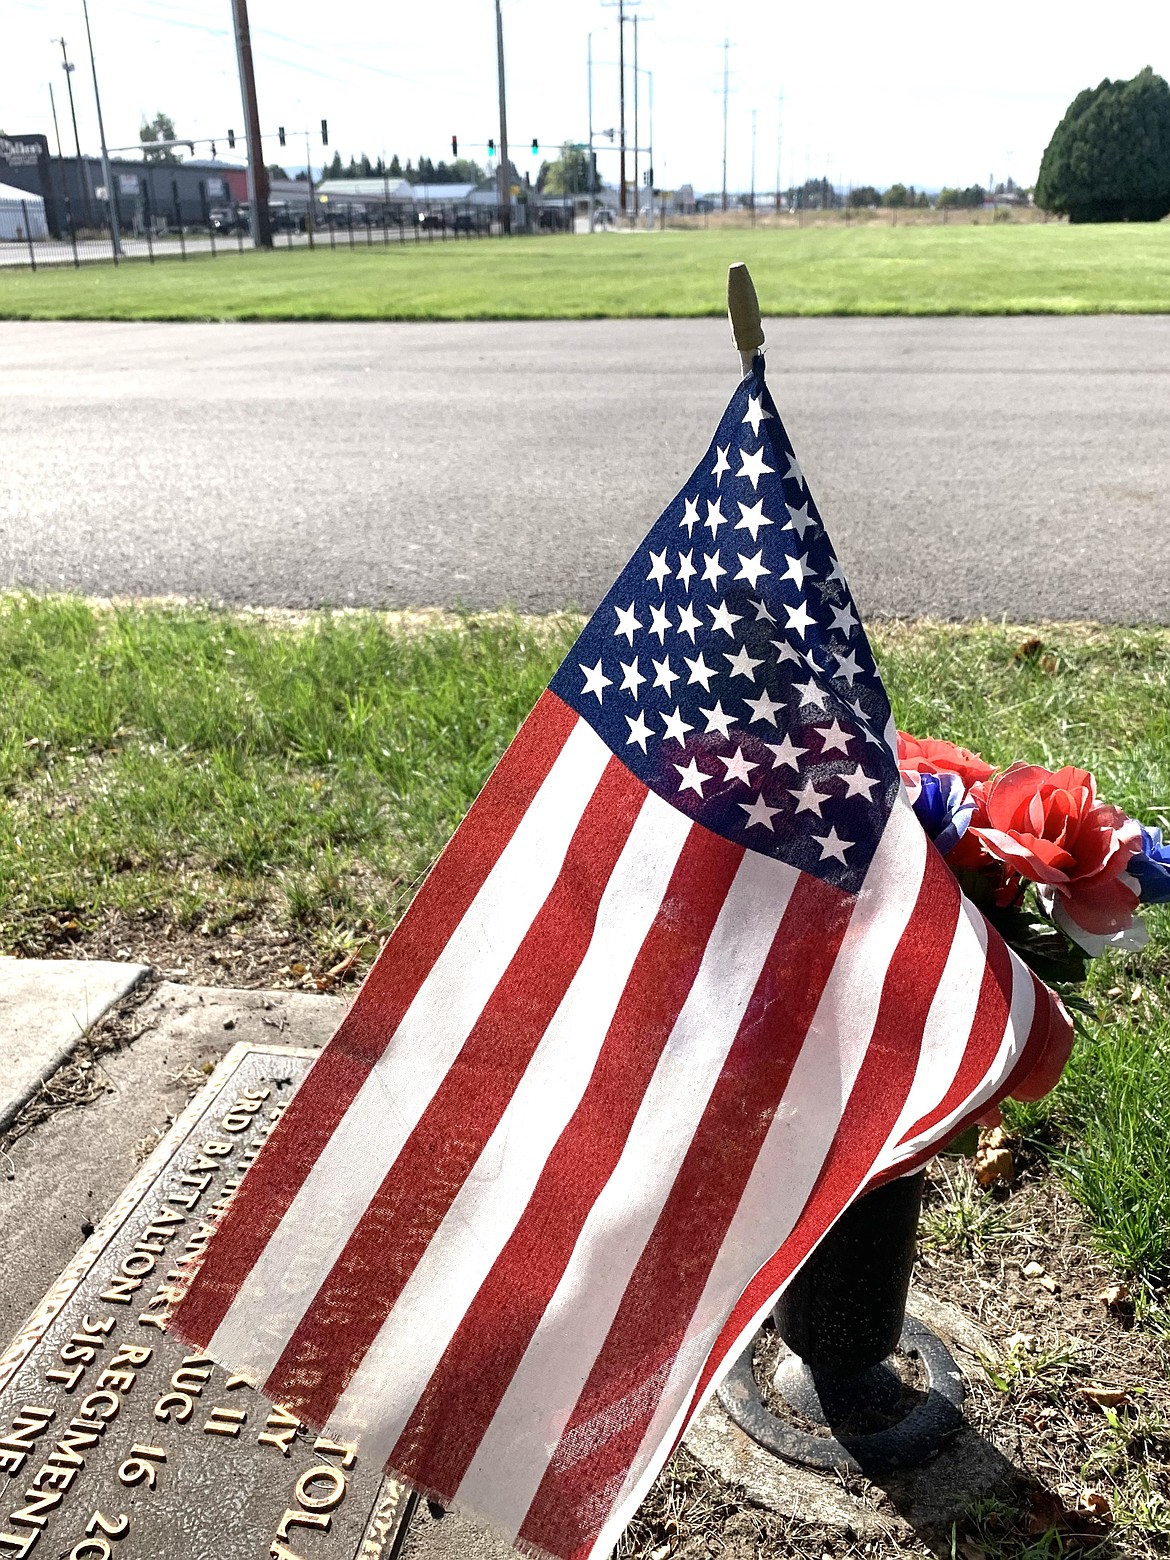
[170,689,580,1352]
[519,870,855,1560]
[680,842,961,1437]
[262,754,648,1426]
[387,825,745,1499]
[895,911,1015,1147]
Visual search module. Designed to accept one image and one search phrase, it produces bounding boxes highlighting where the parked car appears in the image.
[417,209,446,230]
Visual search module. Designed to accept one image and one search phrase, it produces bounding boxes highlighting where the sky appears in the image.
[4,0,1168,193]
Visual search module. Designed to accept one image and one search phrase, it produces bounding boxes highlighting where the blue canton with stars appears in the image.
[549,356,900,897]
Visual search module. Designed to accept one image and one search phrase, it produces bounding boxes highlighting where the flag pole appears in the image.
[727,261,765,375]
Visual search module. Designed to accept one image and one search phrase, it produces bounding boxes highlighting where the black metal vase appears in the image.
[718,1170,965,1474]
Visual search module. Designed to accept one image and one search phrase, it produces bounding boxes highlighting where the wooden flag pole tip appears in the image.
[727,262,765,375]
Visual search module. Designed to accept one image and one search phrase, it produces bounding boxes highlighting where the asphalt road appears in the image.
[2,316,1168,621]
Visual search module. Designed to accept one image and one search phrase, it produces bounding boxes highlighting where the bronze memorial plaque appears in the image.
[0,1043,416,1560]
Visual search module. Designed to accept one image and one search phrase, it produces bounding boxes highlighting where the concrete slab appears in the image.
[0,955,149,1130]
[0,980,345,1343]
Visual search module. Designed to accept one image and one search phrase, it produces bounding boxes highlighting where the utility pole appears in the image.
[750,107,756,225]
[721,38,729,212]
[587,31,593,218]
[632,14,639,227]
[775,90,783,212]
[230,0,272,248]
[494,0,511,234]
[304,132,315,245]
[80,0,120,255]
[618,1,627,219]
[47,82,77,243]
[53,37,93,229]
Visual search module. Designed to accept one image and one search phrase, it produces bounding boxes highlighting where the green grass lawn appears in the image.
[2,595,1167,1308]
[2,223,1169,319]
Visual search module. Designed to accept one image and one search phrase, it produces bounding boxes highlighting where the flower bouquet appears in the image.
[900,732,1170,984]
[899,733,1168,1144]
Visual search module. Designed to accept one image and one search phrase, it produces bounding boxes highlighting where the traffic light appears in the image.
[278,126,286,147]
[487,137,495,155]
[321,119,329,146]
[451,135,458,158]
[227,128,235,149]
[210,141,217,157]
[531,137,539,155]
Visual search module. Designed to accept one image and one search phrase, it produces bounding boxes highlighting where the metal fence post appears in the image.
[347,203,354,248]
[20,202,37,271]
[171,179,186,260]
[142,181,155,263]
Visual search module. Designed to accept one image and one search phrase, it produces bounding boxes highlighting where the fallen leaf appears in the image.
[1076,1489,1113,1525]
[974,1124,1015,1186]
[1079,1385,1130,1409]
[1005,1331,1036,1353]
[1038,1274,1059,1294]
[1096,1282,1130,1307]
[1026,1487,1068,1534]
[1130,985,1143,1003]
[1023,1261,1046,1279]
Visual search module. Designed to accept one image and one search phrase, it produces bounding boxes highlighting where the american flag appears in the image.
[171,358,1070,1560]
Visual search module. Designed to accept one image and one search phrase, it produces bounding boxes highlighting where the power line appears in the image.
[721,38,729,212]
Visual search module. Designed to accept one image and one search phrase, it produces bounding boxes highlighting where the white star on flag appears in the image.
[792,677,829,710]
[784,451,805,486]
[684,651,717,690]
[704,499,730,537]
[614,602,642,645]
[619,657,645,697]
[580,660,612,702]
[649,603,671,642]
[680,496,702,535]
[709,600,743,636]
[784,500,816,539]
[785,600,817,638]
[790,778,830,816]
[737,444,774,488]
[699,700,737,738]
[701,552,727,588]
[625,711,653,752]
[677,550,697,590]
[744,688,783,726]
[833,649,863,684]
[840,764,879,799]
[740,792,780,830]
[766,733,807,770]
[735,550,771,589]
[724,644,763,680]
[742,393,773,436]
[652,656,679,695]
[660,705,693,744]
[647,549,671,589]
[735,499,773,542]
[674,756,711,796]
[718,747,759,785]
[676,602,702,641]
[712,445,730,483]
[817,719,853,754]
[814,825,853,863]
[829,602,858,635]
[780,552,815,590]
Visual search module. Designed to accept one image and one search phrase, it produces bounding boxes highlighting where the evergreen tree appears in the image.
[1036,66,1170,222]
[327,150,343,179]
[359,153,372,177]
[389,153,403,177]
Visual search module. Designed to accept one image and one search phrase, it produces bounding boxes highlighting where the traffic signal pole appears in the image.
[494,0,511,234]
[230,0,273,249]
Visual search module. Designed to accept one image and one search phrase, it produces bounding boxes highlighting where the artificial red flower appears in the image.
[896,731,995,789]
[968,763,1142,948]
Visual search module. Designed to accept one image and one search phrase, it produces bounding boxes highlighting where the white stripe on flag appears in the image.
[208,717,613,1381]
[454,848,801,1541]
[889,940,1037,1166]
[323,790,694,1456]
[593,796,928,1555]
